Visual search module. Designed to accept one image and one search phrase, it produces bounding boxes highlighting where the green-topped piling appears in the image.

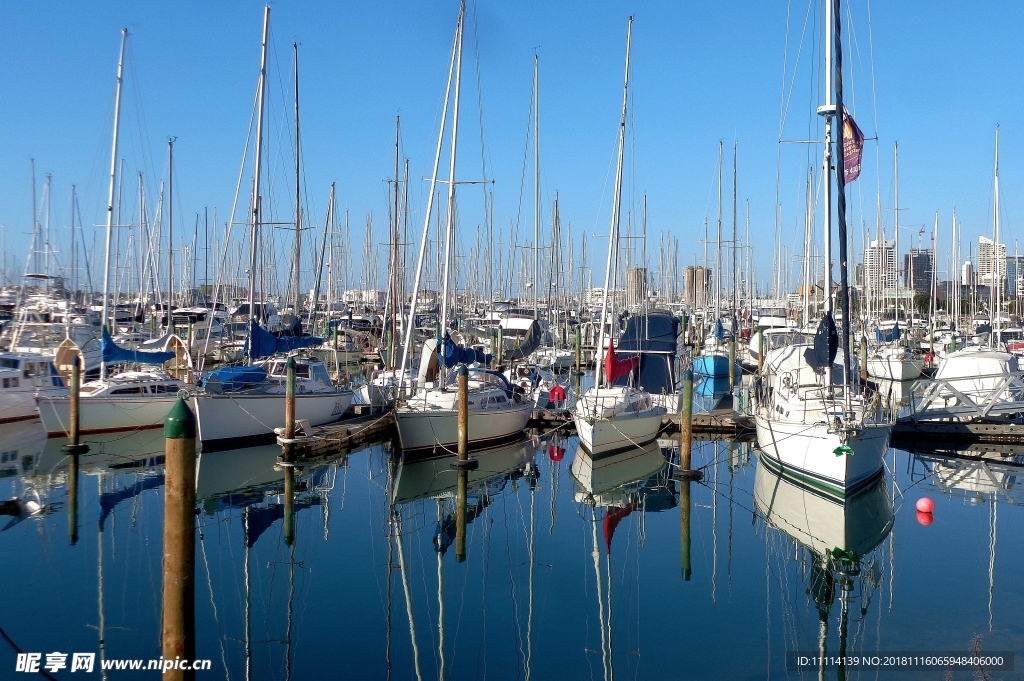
[162,398,196,681]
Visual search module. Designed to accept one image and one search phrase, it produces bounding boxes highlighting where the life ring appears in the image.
[549,385,567,404]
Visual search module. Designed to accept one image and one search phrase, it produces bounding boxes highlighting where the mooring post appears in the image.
[162,398,196,681]
[285,357,296,442]
[63,354,89,455]
[675,369,702,480]
[859,336,868,382]
[574,325,582,373]
[728,335,736,389]
[757,330,765,375]
[451,365,478,473]
[497,325,505,369]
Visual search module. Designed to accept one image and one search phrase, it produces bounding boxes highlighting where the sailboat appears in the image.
[191,6,351,451]
[34,32,194,437]
[393,2,533,456]
[572,17,666,456]
[754,0,891,498]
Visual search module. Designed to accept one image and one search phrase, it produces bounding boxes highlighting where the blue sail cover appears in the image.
[875,323,900,343]
[101,327,175,365]
[712,319,726,339]
[439,332,492,368]
[199,365,268,392]
[244,320,322,360]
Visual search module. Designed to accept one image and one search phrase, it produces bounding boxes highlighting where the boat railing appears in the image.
[909,371,1024,422]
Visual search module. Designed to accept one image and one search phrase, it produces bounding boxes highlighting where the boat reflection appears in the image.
[755,461,894,679]
[570,440,674,681]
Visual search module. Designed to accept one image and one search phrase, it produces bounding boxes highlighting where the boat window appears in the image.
[0,359,17,369]
[2,378,8,389]
[11,378,18,388]
[310,364,331,385]
[23,363,36,378]
[110,386,145,395]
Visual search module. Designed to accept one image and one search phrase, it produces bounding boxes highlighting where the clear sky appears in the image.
[1,0,1022,296]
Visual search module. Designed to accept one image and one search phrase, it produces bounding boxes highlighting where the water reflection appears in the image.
[755,461,894,679]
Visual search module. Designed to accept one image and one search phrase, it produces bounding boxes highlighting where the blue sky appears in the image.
[1,1,1022,295]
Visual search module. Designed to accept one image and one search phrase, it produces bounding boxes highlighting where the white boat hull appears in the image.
[192,390,352,451]
[754,412,889,498]
[866,356,923,381]
[36,394,181,436]
[574,408,666,456]
[0,389,44,423]
[394,401,533,455]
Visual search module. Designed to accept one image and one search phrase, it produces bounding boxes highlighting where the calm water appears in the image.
[1,417,1022,680]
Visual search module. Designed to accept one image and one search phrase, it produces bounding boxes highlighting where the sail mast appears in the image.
[293,41,302,320]
[100,29,128,380]
[533,52,541,322]
[832,0,853,388]
[247,4,271,361]
[438,2,465,341]
[594,15,633,391]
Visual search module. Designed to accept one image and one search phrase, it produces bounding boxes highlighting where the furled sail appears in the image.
[244,320,322,360]
[604,342,640,383]
[101,327,175,365]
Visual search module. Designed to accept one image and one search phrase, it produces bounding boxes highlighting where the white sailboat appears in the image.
[191,7,351,451]
[754,0,891,498]
[573,17,666,456]
[394,2,532,456]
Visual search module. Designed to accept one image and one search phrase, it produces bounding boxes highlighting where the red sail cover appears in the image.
[842,108,864,183]
[602,504,635,553]
[605,343,640,383]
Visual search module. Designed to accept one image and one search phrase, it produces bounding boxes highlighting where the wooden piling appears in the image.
[458,365,468,459]
[574,325,582,373]
[284,356,296,442]
[62,354,89,455]
[674,369,702,479]
[859,336,868,382]
[757,330,764,375]
[161,398,196,681]
[728,335,736,388]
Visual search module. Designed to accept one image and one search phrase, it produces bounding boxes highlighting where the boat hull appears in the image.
[866,356,923,381]
[693,354,733,378]
[394,401,533,455]
[754,412,889,498]
[574,408,666,457]
[192,390,353,451]
[0,389,43,423]
[36,394,180,436]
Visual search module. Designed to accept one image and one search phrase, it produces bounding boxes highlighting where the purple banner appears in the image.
[843,108,864,183]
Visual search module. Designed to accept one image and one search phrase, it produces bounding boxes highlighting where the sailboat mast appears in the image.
[594,15,632,391]
[993,126,1001,342]
[533,53,540,322]
[167,138,175,311]
[389,116,401,372]
[716,141,723,324]
[438,2,465,339]
[293,42,303,319]
[100,29,128,380]
[247,5,271,351]
[832,0,853,387]
[398,5,461,387]
[732,141,738,320]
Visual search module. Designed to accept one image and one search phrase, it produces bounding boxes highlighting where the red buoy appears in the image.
[916,511,934,526]
[916,497,935,513]
[549,385,567,405]
[548,445,565,462]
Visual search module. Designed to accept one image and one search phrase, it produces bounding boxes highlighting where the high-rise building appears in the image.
[1006,255,1024,297]
[977,235,1006,289]
[863,239,896,298]
[904,248,933,295]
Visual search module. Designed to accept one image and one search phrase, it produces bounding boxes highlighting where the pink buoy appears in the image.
[916,511,934,526]
[916,497,935,513]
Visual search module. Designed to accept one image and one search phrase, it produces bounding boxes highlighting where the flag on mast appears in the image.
[842,108,865,183]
